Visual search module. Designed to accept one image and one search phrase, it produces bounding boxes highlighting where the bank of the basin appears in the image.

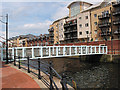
[42,55,119,88]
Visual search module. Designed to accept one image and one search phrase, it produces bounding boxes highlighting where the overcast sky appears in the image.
[0,0,104,43]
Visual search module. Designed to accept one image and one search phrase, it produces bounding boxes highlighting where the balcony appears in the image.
[64,24,70,28]
[114,29,120,35]
[72,36,77,39]
[69,22,77,26]
[113,10,120,16]
[49,39,54,42]
[112,1,120,7]
[106,31,111,36]
[64,37,72,40]
[98,14,110,19]
[48,28,54,32]
[64,30,70,34]
[98,22,111,28]
[49,34,54,37]
[113,20,120,25]
[64,20,77,28]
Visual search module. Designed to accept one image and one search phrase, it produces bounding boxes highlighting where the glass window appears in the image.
[79,32,82,35]
[85,16,88,19]
[79,24,82,28]
[79,17,81,19]
[85,23,89,27]
[86,31,89,34]
[94,14,97,17]
[94,22,97,25]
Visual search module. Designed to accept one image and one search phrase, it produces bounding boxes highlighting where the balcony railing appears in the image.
[69,22,77,26]
[98,22,111,28]
[64,21,77,28]
[98,14,110,19]
[64,30,70,34]
[64,24,70,28]
[64,37,72,40]
[113,20,120,25]
[48,28,54,32]
[113,10,120,16]
[100,31,111,36]
[49,34,54,37]
[114,29,120,34]
[112,1,120,7]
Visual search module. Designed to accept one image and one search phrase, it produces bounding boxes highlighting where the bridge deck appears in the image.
[1,45,107,60]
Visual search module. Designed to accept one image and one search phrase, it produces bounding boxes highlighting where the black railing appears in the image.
[98,14,110,19]
[9,55,68,90]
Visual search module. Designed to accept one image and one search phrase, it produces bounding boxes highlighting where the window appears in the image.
[86,31,89,34]
[79,24,82,28]
[85,23,89,27]
[94,30,97,34]
[94,14,97,17]
[94,22,97,25]
[37,43,39,46]
[85,16,88,19]
[95,38,98,41]
[61,23,63,26]
[79,17,82,19]
[79,32,82,35]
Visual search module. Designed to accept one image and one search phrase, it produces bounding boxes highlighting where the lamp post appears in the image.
[0,14,9,64]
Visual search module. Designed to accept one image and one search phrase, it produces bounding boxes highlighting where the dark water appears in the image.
[46,57,119,88]
[22,57,119,88]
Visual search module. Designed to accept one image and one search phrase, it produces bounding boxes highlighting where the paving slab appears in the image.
[1,63,40,89]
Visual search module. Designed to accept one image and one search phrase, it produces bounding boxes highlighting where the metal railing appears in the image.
[9,55,68,90]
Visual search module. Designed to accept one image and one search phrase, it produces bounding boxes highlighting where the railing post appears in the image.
[106,46,108,54]
[91,46,92,54]
[38,58,41,79]
[60,73,68,90]
[27,56,30,73]
[12,48,14,60]
[1,48,3,61]
[63,47,65,55]
[81,46,82,55]
[16,48,18,57]
[75,46,77,55]
[95,46,96,54]
[52,47,54,55]
[99,45,101,54]
[102,46,104,54]
[69,47,71,55]
[22,48,25,58]
[41,47,43,58]
[56,47,58,56]
[18,56,21,69]
[86,46,88,54]
[49,47,51,57]
[32,47,34,58]
[14,55,16,66]
[49,61,53,90]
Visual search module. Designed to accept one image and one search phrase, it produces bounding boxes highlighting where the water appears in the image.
[21,57,119,88]
[49,57,119,88]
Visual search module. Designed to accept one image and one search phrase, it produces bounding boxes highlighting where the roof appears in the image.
[52,16,69,25]
[81,2,102,12]
[67,1,93,8]
[81,0,112,12]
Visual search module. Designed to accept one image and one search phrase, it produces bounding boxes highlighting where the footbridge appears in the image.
[1,45,107,61]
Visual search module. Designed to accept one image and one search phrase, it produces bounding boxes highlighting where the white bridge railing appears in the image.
[1,45,107,61]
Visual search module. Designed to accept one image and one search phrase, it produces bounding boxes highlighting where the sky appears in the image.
[0,0,104,43]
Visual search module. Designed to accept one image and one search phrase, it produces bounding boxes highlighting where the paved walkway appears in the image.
[1,63,40,88]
